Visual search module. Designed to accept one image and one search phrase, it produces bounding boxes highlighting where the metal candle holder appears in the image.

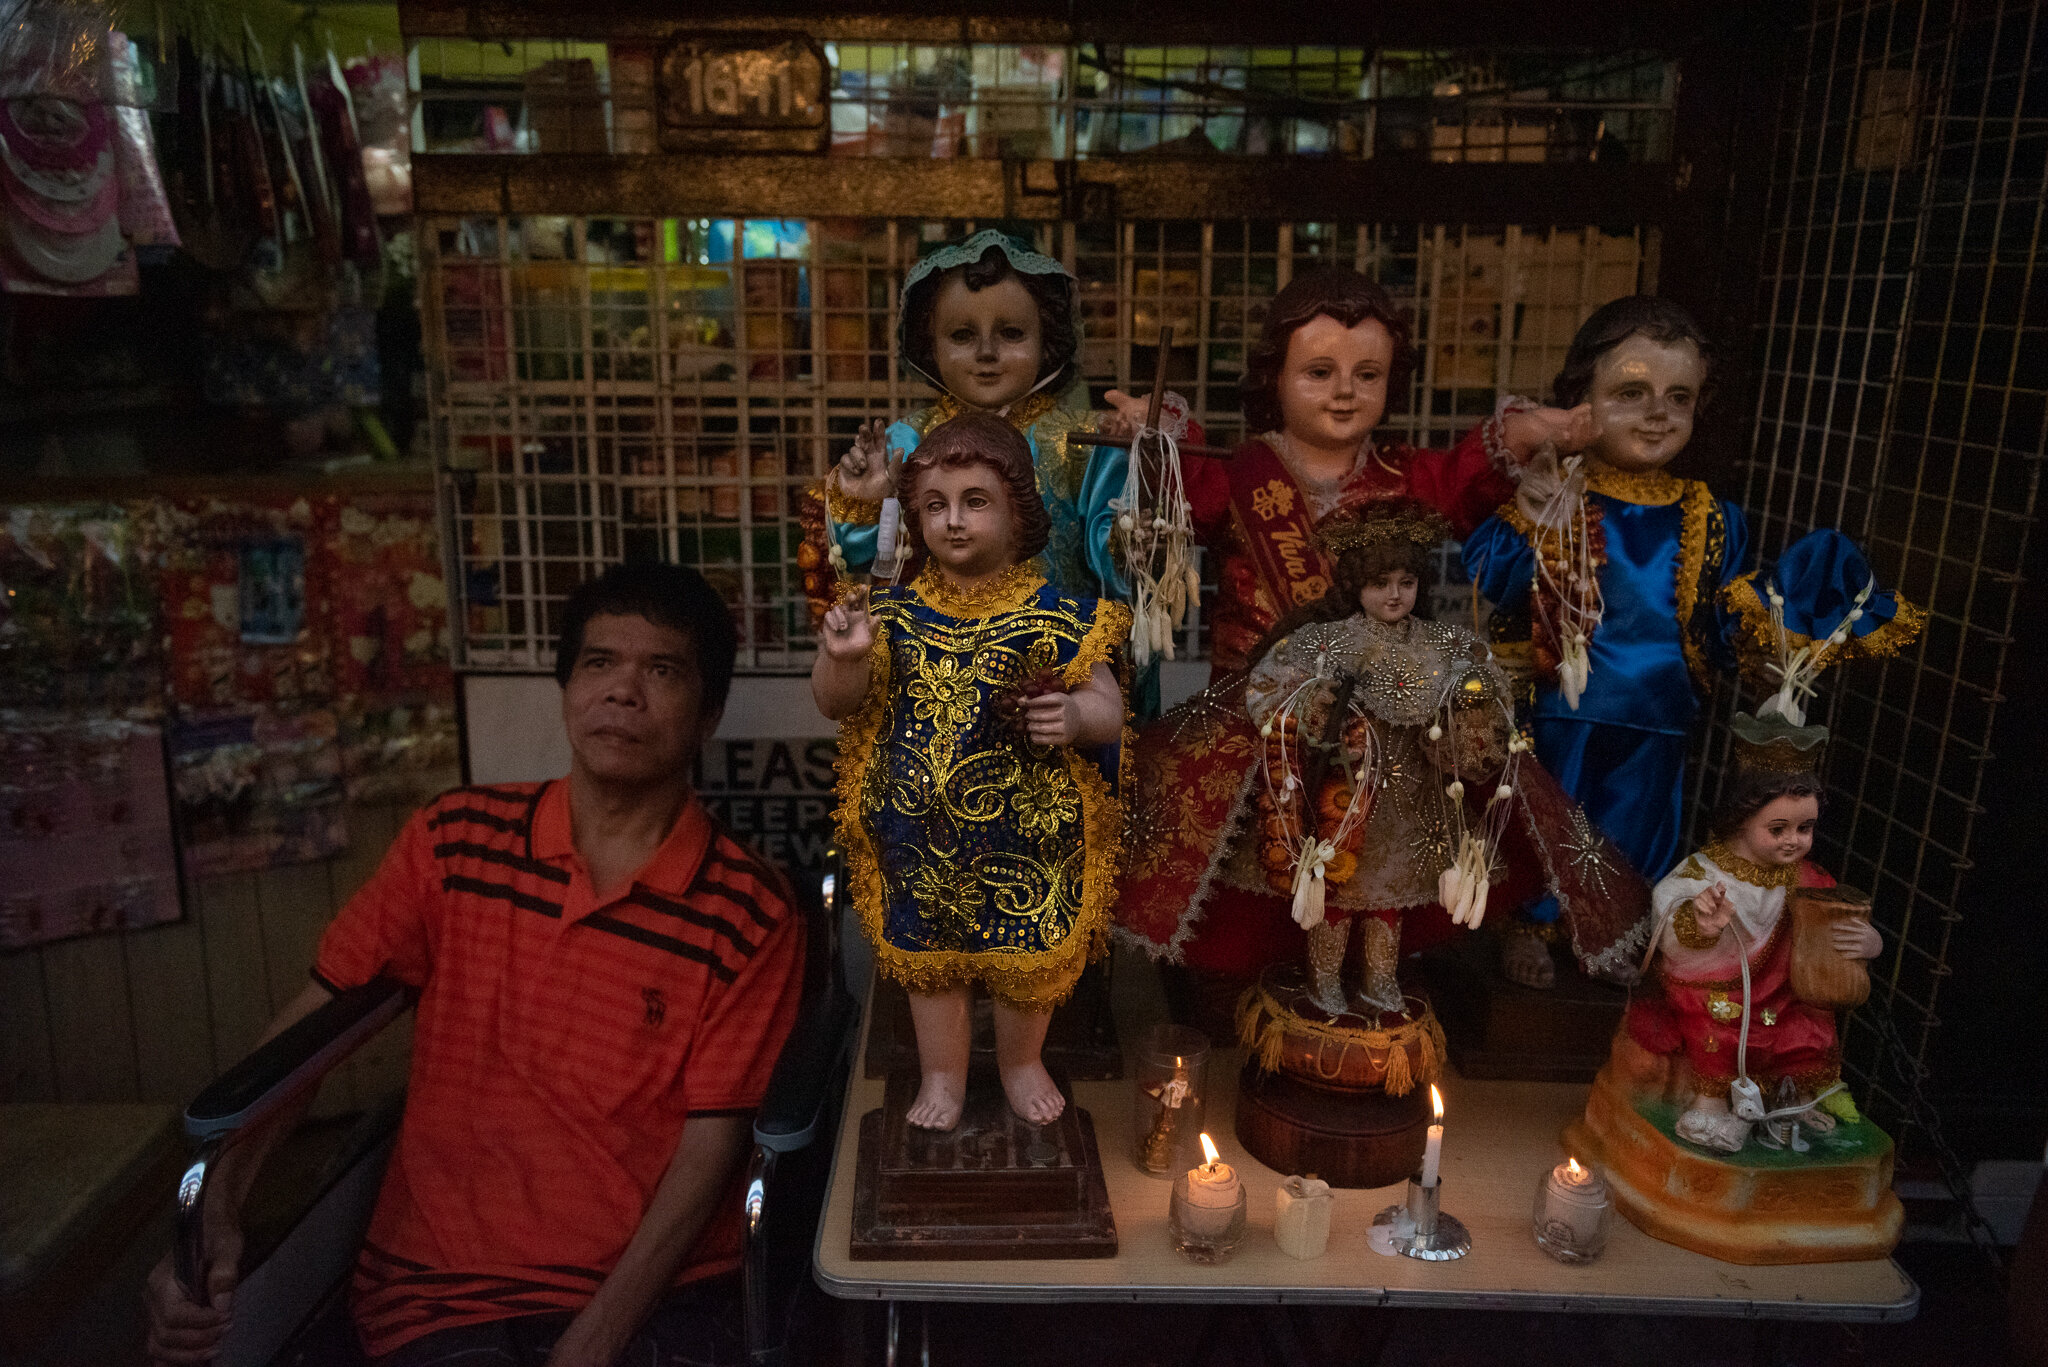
[1370,1176,1472,1261]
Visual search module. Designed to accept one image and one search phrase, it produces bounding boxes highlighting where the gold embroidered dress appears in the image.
[836,565,1129,1009]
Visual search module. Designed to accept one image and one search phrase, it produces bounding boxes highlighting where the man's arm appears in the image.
[145,981,336,1365]
[542,1115,753,1367]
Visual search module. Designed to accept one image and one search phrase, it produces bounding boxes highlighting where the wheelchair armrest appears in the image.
[751,986,856,1155]
[185,980,409,1143]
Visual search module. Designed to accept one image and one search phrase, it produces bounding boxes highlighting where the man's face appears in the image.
[561,613,719,787]
[913,462,1018,580]
[1277,315,1394,448]
[1586,333,1704,472]
[929,272,1044,411]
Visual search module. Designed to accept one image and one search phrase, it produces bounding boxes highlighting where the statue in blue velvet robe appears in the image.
[1462,298,1922,989]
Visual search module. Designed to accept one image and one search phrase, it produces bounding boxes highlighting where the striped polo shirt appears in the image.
[311,779,804,1359]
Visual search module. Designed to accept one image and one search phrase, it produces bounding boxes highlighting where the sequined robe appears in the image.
[835,567,1129,1009]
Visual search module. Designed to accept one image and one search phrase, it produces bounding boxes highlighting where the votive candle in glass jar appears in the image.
[1135,1024,1208,1176]
[1532,1157,1612,1263]
[1169,1133,1246,1263]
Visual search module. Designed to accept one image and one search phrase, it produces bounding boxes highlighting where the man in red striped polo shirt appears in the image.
[148,563,805,1367]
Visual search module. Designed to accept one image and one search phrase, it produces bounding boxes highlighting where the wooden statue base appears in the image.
[850,1064,1116,1260]
[1235,1063,1431,1188]
[1565,1041,1904,1265]
[1419,929,1627,1083]
[863,961,1122,1081]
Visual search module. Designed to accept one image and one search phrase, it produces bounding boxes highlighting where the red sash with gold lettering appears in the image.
[1228,439,1333,616]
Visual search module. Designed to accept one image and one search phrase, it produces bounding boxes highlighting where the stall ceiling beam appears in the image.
[412,155,1671,226]
[398,0,1727,47]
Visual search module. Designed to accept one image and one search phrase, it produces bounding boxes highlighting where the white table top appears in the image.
[812,957,1918,1321]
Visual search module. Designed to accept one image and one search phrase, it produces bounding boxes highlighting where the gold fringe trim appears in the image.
[1584,461,1685,506]
[822,474,883,526]
[910,562,1045,619]
[1233,981,1447,1097]
[832,598,1121,1014]
[1673,480,1717,690]
[1063,599,1133,689]
[1701,839,1801,889]
[1723,573,1927,678]
[1493,500,1537,539]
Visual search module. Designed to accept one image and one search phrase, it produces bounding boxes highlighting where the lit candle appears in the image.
[1534,1156,1612,1260]
[1419,1085,1445,1188]
[1180,1132,1242,1239]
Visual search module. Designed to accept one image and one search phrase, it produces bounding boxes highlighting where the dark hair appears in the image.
[901,245,1080,397]
[898,411,1052,562]
[1242,268,1416,433]
[1251,535,1438,660]
[1551,295,1716,411]
[1710,770,1826,843]
[553,561,739,713]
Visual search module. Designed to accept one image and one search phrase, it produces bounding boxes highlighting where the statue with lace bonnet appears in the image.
[812,411,1129,1132]
[1565,594,1906,1262]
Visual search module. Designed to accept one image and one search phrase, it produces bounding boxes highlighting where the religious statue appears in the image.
[798,229,1157,617]
[1237,505,1517,1017]
[1464,295,1924,990]
[1565,704,1905,1262]
[811,411,1129,1130]
[1117,501,1650,1022]
[1113,266,1593,998]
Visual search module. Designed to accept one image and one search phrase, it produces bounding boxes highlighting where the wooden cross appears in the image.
[1062,326,1237,467]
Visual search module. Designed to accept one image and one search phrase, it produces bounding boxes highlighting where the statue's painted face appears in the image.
[1587,333,1705,473]
[930,272,1044,411]
[1277,315,1394,450]
[1358,569,1418,625]
[1732,793,1820,867]
[912,460,1017,581]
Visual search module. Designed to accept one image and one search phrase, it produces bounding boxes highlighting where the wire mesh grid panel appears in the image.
[424,217,1654,671]
[1715,0,2046,1131]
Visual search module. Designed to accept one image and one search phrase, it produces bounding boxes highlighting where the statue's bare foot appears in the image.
[1674,1096,1750,1153]
[1500,931,1557,990]
[906,1071,966,1130]
[1000,1059,1066,1125]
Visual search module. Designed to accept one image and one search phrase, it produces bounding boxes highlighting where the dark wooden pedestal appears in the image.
[862,959,1123,1081]
[849,1065,1117,1260]
[1419,929,1628,1083]
[1234,1064,1431,1189]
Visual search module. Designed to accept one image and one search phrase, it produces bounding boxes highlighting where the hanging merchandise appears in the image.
[344,52,410,216]
[0,0,177,295]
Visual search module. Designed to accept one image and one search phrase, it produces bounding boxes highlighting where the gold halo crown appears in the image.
[1730,711,1827,777]
[1316,501,1453,558]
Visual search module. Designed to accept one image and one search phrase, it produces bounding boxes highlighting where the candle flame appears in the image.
[1430,1084,1443,1122]
[1199,1132,1220,1166]
[1566,1157,1585,1179]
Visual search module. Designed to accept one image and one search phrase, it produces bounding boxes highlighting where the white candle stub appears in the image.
[1180,1132,1242,1238]
[1539,1157,1609,1250]
[1419,1084,1445,1188]
[1274,1175,1333,1260]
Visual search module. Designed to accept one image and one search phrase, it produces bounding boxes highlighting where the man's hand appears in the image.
[1692,881,1735,939]
[542,1302,633,1367]
[1503,404,1598,462]
[833,420,897,503]
[819,588,874,662]
[144,1225,243,1366]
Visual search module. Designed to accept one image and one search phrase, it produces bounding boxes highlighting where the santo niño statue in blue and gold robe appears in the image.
[836,564,1130,1010]
[1458,305,1916,983]
[1461,299,1922,975]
